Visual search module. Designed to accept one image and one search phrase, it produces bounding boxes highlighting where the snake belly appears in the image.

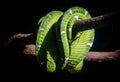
[36,6,95,73]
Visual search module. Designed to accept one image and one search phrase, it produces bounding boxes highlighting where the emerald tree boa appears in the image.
[36,6,95,73]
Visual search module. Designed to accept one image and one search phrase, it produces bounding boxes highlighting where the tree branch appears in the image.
[4,12,119,62]
[4,32,120,62]
[23,43,120,62]
[73,12,115,32]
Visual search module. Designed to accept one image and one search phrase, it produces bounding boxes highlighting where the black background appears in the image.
[1,0,120,81]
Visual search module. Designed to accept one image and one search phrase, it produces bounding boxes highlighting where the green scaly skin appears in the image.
[36,6,95,73]
[36,11,63,72]
[60,7,94,73]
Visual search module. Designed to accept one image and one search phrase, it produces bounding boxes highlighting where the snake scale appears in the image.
[36,6,95,73]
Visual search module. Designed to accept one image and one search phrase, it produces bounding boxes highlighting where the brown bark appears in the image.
[4,12,119,62]
[4,33,120,62]
[23,43,120,62]
[73,12,115,32]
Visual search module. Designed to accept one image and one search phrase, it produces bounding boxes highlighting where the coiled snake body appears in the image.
[36,6,95,73]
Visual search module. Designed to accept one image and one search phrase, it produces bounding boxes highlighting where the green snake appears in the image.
[36,6,95,73]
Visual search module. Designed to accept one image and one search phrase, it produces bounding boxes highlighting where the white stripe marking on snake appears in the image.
[68,8,72,14]
[74,16,79,19]
[84,10,88,16]
[69,28,72,32]
[87,42,93,47]
[39,27,44,31]
[61,31,65,35]
[47,14,51,18]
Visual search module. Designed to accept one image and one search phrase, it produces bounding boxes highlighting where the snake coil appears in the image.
[36,6,95,73]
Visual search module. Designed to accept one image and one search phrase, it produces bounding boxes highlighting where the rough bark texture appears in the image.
[4,33,120,62]
[3,12,120,62]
